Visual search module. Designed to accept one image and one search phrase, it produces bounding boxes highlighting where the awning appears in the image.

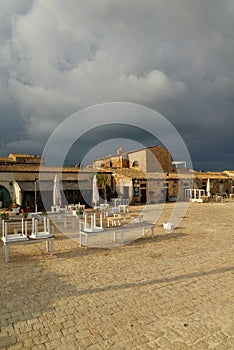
[17,180,91,192]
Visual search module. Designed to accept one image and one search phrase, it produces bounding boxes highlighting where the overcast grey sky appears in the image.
[0,0,233,171]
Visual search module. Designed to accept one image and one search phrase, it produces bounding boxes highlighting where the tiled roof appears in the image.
[109,168,188,180]
[193,171,229,179]
[17,179,91,191]
[223,170,234,177]
[0,164,113,177]
[127,145,161,154]
[8,153,40,158]
[0,164,79,172]
[103,167,231,180]
[0,157,14,163]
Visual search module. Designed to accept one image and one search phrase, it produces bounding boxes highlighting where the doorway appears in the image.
[140,189,147,204]
[0,185,12,208]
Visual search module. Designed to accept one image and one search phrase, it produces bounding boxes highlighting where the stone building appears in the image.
[93,145,188,204]
[0,153,112,210]
[192,171,233,197]
[109,168,233,205]
[93,145,173,173]
[223,171,234,194]
[128,145,173,173]
[1,152,233,209]
[109,168,194,205]
[93,144,233,204]
[93,147,129,169]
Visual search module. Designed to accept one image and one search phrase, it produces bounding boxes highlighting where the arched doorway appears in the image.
[0,185,12,208]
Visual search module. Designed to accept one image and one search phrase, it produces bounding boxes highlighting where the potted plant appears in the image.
[76,207,84,218]
[23,211,28,219]
[0,212,9,221]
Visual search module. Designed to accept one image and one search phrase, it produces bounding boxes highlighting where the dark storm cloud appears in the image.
[0,0,233,170]
[64,124,162,166]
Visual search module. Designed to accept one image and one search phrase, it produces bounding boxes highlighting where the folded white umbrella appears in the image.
[53,175,62,206]
[92,175,100,206]
[206,178,211,197]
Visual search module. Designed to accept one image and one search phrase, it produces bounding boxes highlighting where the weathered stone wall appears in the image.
[94,155,129,169]
[194,177,231,195]
[146,146,173,173]
[128,149,147,171]
[147,179,165,203]
[8,153,44,164]
[128,146,172,173]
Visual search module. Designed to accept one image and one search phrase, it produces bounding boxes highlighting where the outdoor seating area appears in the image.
[1,169,232,262]
[1,194,156,260]
[6,173,227,260]
[185,187,231,203]
[73,199,155,249]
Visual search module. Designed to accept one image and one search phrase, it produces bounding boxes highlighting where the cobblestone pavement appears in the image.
[0,201,234,349]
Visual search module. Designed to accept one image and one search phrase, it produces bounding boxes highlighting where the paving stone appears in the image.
[86,343,102,350]
[0,335,17,348]
[0,202,233,350]
[33,334,50,345]
[23,337,34,348]
[31,344,46,350]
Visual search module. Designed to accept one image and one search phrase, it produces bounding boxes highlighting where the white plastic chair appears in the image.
[30,217,52,239]
[1,219,28,243]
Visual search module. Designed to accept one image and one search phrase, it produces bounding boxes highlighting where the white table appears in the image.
[79,221,154,249]
[2,235,54,262]
[118,204,129,213]
[1,218,54,262]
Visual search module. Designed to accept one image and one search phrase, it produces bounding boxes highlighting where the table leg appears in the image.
[121,229,124,244]
[79,232,82,246]
[4,244,8,262]
[91,214,94,231]
[46,239,53,253]
[51,239,54,255]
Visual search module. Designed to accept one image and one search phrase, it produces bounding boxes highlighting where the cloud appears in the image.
[119,70,187,102]
[0,0,234,170]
